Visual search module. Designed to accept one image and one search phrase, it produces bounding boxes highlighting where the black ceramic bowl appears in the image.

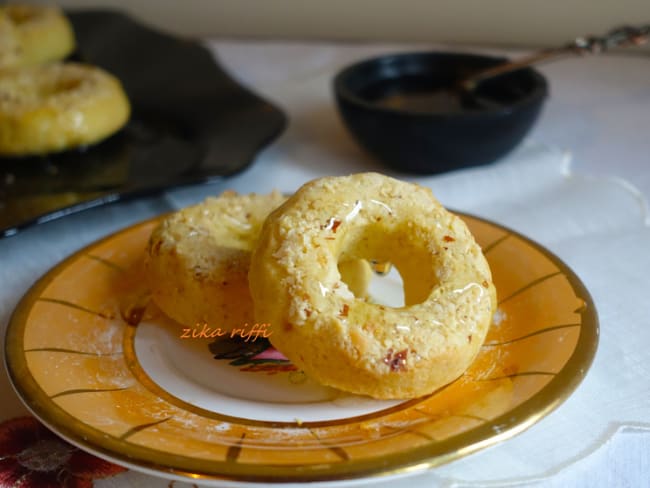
[333,51,548,174]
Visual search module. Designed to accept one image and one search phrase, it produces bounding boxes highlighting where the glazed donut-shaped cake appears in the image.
[249,173,497,399]
[0,4,75,69]
[146,191,372,331]
[0,62,130,156]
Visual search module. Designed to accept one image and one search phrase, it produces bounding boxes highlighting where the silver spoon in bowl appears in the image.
[460,24,650,95]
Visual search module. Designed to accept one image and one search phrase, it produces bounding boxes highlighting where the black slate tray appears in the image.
[0,9,287,237]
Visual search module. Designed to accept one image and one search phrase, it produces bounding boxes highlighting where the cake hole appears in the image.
[7,7,38,24]
[54,78,82,94]
[370,259,392,276]
[338,259,405,307]
[366,260,405,307]
[338,224,437,307]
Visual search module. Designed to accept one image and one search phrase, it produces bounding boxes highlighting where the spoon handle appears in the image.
[461,24,650,91]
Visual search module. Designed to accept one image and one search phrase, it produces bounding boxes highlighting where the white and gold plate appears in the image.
[4,213,598,485]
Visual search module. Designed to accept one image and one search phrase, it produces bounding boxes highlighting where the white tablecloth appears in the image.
[1,40,649,487]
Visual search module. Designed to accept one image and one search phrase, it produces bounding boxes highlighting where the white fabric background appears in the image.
[1,40,649,487]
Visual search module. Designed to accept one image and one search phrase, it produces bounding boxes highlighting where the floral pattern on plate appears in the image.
[0,416,126,488]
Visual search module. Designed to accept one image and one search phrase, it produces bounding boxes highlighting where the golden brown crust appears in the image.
[145,190,372,331]
[0,62,130,155]
[248,173,497,399]
[0,5,75,69]
[145,191,286,331]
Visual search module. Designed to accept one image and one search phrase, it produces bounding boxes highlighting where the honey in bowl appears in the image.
[377,89,467,114]
[333,51,548,173]
[364,73,528,115]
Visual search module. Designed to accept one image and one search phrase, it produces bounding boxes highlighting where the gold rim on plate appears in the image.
[4,212,598,484]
